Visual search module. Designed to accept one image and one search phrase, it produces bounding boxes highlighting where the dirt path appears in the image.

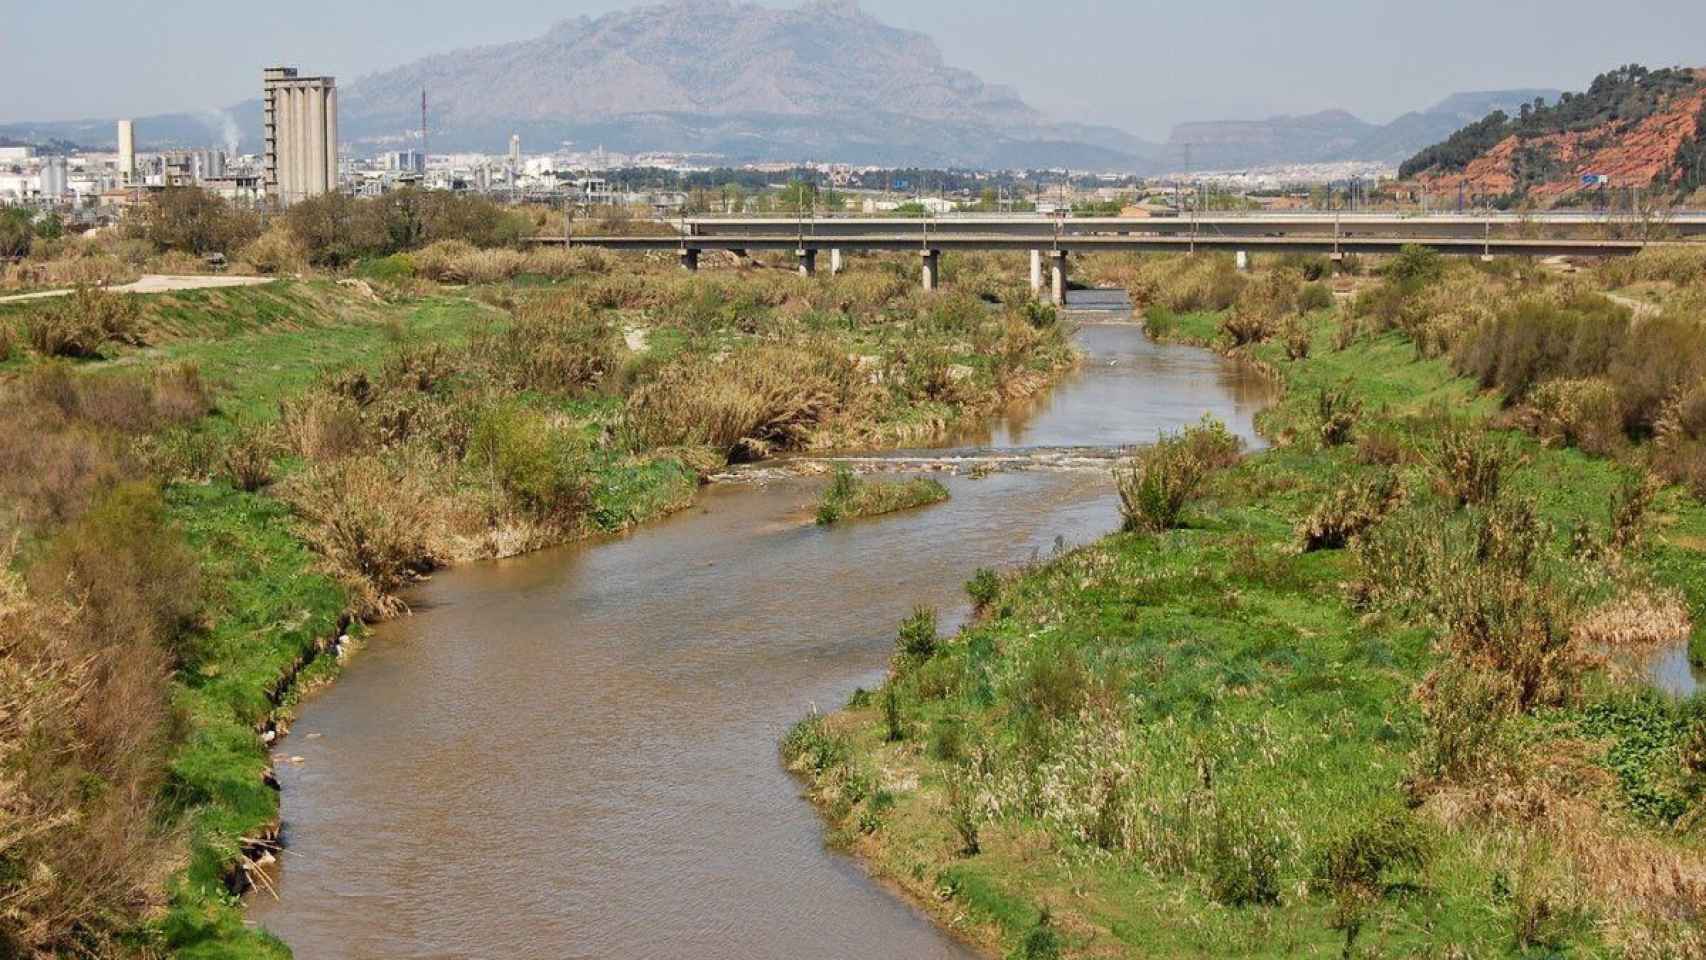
[0,274,274,304]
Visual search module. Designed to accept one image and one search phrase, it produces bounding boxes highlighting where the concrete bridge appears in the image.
[679,212,1706,241]
[526,230,1658,302]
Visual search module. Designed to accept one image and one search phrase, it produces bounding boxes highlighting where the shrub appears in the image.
[1298,281,1336,312]
[1221,270,1299,346]
[1525,377,1622,454]
[282,456,444,618]
[27,481,201,663]
[966,567,1000,610]
[221,425,275,492]
[472,294,621,395]
[469,403,590,522]
[1431,425,1509,507]
[1117,416,1243,532]
[24,287,142,358]
[1009,911,1061,959]
[896,605,939,662]
[279,391,366,461]
[1416,660,1516,783]
[1355,426,1406,466]
[1451,290,1629,404]
[1607,471,1658,553]
[1317,808,1430,954]
[1207,801,1288,907]
[1297,470,1399,552]
[0,544,177,956]
[626,342,863,462]
[0,320,15,362]
[883,684,905,743]
[1281,318,1311,360]
[1316,388,1362,447]
[143,186,260,254]
[236,223,307,274]
[945,765,983,857]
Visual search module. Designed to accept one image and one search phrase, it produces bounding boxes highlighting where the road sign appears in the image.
[1582,173,1611,187]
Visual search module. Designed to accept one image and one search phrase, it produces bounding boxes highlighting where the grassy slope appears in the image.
[794,311,1706,959]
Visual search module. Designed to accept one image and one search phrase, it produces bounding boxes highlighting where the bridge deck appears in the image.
[531,233,1653,258]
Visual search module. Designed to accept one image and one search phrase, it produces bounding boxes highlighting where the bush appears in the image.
[24,287,142,357]
[221,426,275,492]
[1206,802,1287,906]
[1281,318,1311,360]
[279,390,366,462]
[1117,416,1242,532]
[143,186,260,254]
[472,294,622,395]
[966,567,1000,610]
[1451,290,1629,404]
[1298,281,1336,312]
[28,481,201,663]
[896,605,939,662]
[236,223,307,274]
[1431,425,1509,507]
[469,403,590,522]
[1607,471,1657,553]
[1316,388,1362,447]
[626,342,863,463]
[1525,377,1622,454]
[1297,470,1399,552]
[282,456,444,617]
[0,320,15,363]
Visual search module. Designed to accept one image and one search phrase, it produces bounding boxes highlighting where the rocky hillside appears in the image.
[1163,89,1560,171]
[334,0,1158,168]
[1403,65,1706,205]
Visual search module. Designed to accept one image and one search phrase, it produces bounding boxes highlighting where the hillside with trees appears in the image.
[1400,65,1706,206]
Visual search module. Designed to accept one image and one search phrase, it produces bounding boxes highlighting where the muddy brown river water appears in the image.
[248,298,1280,958]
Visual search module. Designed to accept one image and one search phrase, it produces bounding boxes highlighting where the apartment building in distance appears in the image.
[262,66,338,207]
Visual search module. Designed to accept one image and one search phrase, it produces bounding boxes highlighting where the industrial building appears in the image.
[262,66,339,207]
[117,120,135,183]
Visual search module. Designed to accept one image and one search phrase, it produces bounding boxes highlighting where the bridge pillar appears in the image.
[678,248,700,272]
[796,248,817,277]
[1235,251,1249,272]
[1049,251,1068,305]
[1030,249,1043,299]
[830,248,844,275]
[921,249,941,292]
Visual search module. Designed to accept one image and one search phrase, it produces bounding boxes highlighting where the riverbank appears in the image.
[788,254,1706,958]
[0,256,1076,958]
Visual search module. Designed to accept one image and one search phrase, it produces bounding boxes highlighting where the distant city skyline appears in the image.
[4,0,1704,140]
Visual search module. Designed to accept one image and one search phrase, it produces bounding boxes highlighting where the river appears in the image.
[247,293,1277,958]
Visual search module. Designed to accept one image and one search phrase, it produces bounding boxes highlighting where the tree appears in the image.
[143,186,261,255]
[283,192,388,267]
[0,208,32,259]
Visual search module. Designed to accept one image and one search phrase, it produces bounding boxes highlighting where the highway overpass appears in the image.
[673,212,1705,241]
[529,231,1658,302]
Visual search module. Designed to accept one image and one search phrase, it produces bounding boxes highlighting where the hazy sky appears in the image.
[4,0,1704,138]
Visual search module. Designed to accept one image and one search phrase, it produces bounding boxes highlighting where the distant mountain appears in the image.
[1403,65,1706,205]
[331,0,1161,168]
[0,0,1162,170]
[1162,88,1563,171]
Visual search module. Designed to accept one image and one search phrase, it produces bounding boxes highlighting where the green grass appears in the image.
[164,296,495,424]
[157,482,346,959]
[792,306,1706,959]
[815,468,950,525]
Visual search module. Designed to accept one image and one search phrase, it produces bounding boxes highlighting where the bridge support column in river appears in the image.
[921,249,941,292]
[1049,250,1069,304]
[796,248,817,277]
[1030,249,1043,298]
[678,248,700,272]
[830,248,844,275]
